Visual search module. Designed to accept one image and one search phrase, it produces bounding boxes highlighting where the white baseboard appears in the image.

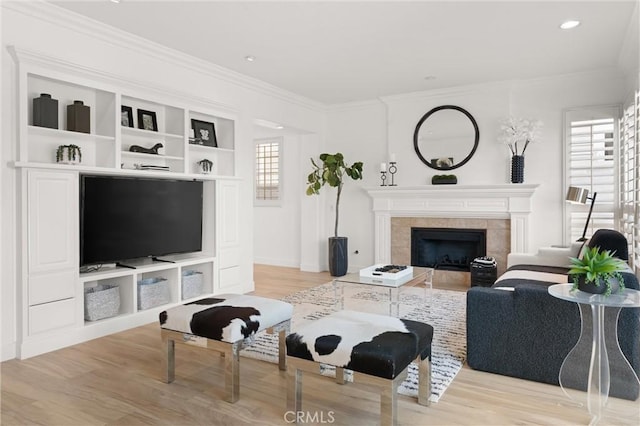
[299,262,325,273]
[254,257,300,268]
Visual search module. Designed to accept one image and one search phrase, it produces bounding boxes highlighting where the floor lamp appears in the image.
[565,186,597,242]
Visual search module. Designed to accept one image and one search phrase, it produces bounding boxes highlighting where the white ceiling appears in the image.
[50,0,638,105]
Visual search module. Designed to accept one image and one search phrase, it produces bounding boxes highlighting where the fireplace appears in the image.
[366,184,538,286]
[411,228,486,271]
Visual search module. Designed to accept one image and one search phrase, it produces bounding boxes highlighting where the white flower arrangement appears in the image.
[498,117,543,156]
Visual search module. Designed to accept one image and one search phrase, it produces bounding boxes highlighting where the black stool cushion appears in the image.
[286,310,434,379]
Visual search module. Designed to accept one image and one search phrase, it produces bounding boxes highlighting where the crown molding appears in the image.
[378,80,515,104]
[377,67,626,105]
[327,98,386,112]
[2,0,327,113]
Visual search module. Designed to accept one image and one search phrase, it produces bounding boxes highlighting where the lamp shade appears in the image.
[566,186,589,204]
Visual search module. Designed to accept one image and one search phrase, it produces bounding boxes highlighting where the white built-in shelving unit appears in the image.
[10,46,245,359]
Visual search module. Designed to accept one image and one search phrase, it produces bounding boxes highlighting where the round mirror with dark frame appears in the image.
[413,105,479,171]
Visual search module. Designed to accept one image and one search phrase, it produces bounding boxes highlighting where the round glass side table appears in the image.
[548,284,640,425]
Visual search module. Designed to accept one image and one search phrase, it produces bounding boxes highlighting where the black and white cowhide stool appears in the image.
[159,294,293,403]
[286,310,434,426]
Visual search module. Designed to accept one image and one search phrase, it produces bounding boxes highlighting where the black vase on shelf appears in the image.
[33,93,58,129]
[511,155,525,183]
[67,100,90,133]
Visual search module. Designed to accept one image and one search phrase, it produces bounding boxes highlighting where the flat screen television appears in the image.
[80,175,203,266]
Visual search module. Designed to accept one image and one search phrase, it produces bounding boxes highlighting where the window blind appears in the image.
[566,113,618,242]
[619,92,639,268]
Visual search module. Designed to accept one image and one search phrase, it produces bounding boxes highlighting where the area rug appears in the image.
[240,282,467,403]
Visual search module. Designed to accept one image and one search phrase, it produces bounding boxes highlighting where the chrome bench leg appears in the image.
[380,379,398,426]
[268,319,291,371]
[418,356,431,406]
[287,366,302,423]
[225,342,241,403]
[162,333,175,384]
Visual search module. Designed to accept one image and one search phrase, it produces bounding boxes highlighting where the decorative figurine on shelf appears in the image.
[129,143,163,154]
[55,144,82,164]
[197,159,213,174]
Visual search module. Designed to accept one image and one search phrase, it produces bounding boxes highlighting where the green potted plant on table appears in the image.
[569,246,627,296]
[306,153,363,277]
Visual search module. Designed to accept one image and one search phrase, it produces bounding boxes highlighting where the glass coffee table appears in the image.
[332,267,433,317]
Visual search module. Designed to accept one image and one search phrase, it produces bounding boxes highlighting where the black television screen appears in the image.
[80,175,203,266]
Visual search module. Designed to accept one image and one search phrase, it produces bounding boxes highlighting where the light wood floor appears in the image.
[2,265,638,425]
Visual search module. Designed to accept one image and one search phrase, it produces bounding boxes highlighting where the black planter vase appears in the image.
[328,236,348,277]
[511,155,525,183]
[577,275,621,295]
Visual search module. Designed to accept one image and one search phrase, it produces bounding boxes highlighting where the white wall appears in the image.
[253,133,304,267]
[0,2,325,360]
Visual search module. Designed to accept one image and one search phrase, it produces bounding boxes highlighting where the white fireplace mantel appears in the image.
[365,184,539,264]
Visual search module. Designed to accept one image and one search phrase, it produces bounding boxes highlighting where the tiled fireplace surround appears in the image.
[366,184,539,286]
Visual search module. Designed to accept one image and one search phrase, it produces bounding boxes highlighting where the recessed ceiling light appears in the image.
[245,55,256,62]
[110,0,121,3]
[275,125,284,130]
[560,20,581,30]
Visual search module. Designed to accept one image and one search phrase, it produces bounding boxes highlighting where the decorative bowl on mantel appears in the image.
[432,174,457,185]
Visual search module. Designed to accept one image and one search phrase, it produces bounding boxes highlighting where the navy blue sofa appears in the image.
[466,230,640,400]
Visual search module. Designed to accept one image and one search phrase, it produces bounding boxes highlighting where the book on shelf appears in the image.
[135,164,170,171]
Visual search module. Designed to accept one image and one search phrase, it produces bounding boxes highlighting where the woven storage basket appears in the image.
[137,277,170,310]
[84,284,120,321]
[182,270,203,300]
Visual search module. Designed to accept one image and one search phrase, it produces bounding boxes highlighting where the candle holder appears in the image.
[388,162,397,186]
[380,171,387,186]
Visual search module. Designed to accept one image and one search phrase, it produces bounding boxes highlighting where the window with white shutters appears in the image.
[255,138,282,205]
[564,107,620,242]
[619,92,639,268]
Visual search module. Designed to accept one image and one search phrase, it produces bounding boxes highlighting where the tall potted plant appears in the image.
[306,153,363,276]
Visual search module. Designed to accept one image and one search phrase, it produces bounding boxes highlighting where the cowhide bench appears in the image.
[285,310,434,426]
[159,294,293,403]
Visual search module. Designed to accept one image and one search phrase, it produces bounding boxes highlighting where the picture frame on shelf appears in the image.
[121,105,134,128]
[191,119,217,147]
[137,109,158,132]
